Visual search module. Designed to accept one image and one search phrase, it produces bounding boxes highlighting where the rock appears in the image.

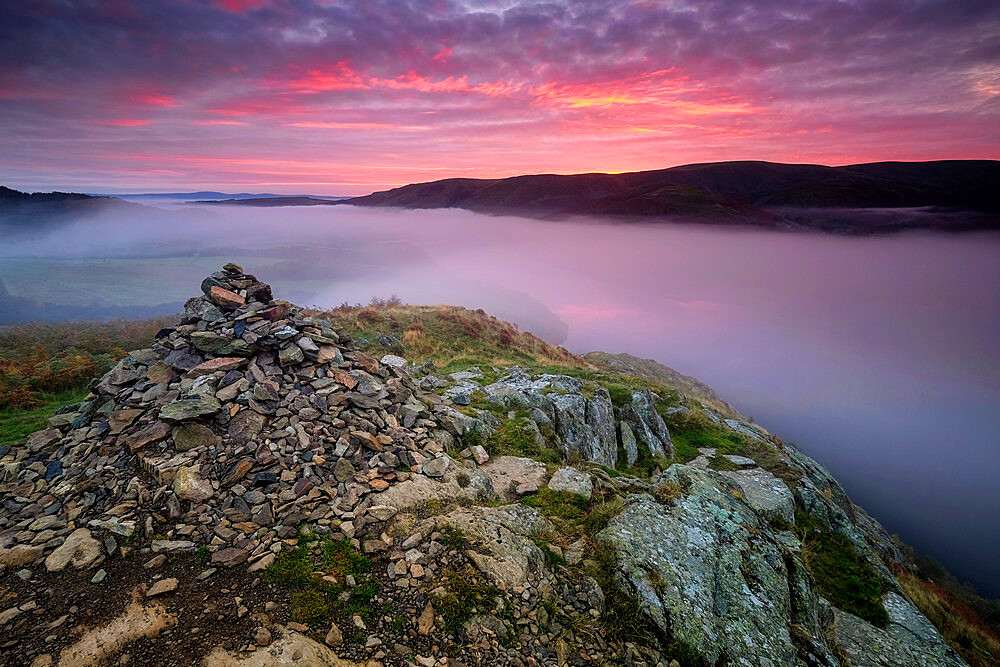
[278,345,304,367]
[160,395,221,422]
[599,465,835,665]
[173,423,221,452]
[435,504,553,588]
[228,410,266,446]
[91,568,107,584]
[481,456,547,501]
[254,627,272,647]
[152,540,196,553]
[832,592,966,666]
[208,286,245,310]
[25,428,62,452]
[324,621,343,646]
[380,354,408,369]
[146,577,179,597]
[417,602,435,635]
[0,544,44,570]
[421,455,450,478]
[547,467,594,501]
[333,457,355,482]
[220,458,253,487]
[172,466,214,503]
[621,389,674,458]
[45,528,101,571]
[620,421,638,466]
[367,505,399,522]
[185,357,246,378]
[123,421,172,453]
[108,408,144,435]
[212,547,249,567]
[471,445,489,465]
[719,467,796,525]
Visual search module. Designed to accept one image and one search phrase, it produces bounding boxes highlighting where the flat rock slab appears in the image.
[147,578,179,597]
[45,528,101,572]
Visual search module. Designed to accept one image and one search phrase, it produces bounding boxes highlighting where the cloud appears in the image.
[0,0,996,193]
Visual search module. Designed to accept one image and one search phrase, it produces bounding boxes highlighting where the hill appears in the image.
[342,160,1000,233]
[0,266,996,666]
[0,186,172,234]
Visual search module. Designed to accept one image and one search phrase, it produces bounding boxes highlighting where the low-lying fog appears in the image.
[3,203,999,595]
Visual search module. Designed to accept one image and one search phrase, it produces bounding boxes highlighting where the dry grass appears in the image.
[312,302,582,372]
[897,570,1000,667]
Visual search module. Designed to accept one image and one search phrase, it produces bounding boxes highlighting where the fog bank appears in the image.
[2,203,998,594]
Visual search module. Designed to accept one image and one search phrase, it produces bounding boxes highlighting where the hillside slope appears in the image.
[0,267,996,666]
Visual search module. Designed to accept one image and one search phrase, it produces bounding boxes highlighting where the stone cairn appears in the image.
[0,263,464,573]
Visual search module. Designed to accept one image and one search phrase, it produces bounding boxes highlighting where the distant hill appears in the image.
[0,186,151,232]
[342,160,1000,233]
[112,191,349,201]
[194,196,340,207]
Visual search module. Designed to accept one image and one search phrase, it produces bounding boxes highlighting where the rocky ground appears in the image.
[0,264,972,666]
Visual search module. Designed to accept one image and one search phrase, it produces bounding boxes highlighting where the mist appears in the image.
[2,202,999,594]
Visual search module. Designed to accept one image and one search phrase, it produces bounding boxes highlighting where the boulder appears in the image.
[832,592,967,666]
[547,467,594,501]
[45,528,101,571]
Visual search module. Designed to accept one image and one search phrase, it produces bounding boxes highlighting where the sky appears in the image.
[1,0,998,195]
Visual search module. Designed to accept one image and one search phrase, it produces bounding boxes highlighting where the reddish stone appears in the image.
[123,421,172,453]
[208,286,245,310]
[185,357,247,378]
[369,479,389,492]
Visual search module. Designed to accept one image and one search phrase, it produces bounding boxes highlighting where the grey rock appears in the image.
[600,465,837,665]
[160,395,221,422]
[547,467,594,501]
[719,467,796,525]
[832,593,967,666]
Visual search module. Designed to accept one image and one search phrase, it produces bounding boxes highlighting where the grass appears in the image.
[0,388,89,448]
[313,302,581,372]
[795,511,890,627]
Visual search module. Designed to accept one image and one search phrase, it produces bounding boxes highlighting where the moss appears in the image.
[589,542,658,645]
[663,408,750,458]
[582,497,624,534]
[322,538,371,578]
[795,511,889,627]
[438,565,501,635]
[440,524,471,550]
[291,589,329,625]
[264,541,314,589]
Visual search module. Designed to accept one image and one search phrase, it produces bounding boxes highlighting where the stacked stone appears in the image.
[0,264,468,573]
